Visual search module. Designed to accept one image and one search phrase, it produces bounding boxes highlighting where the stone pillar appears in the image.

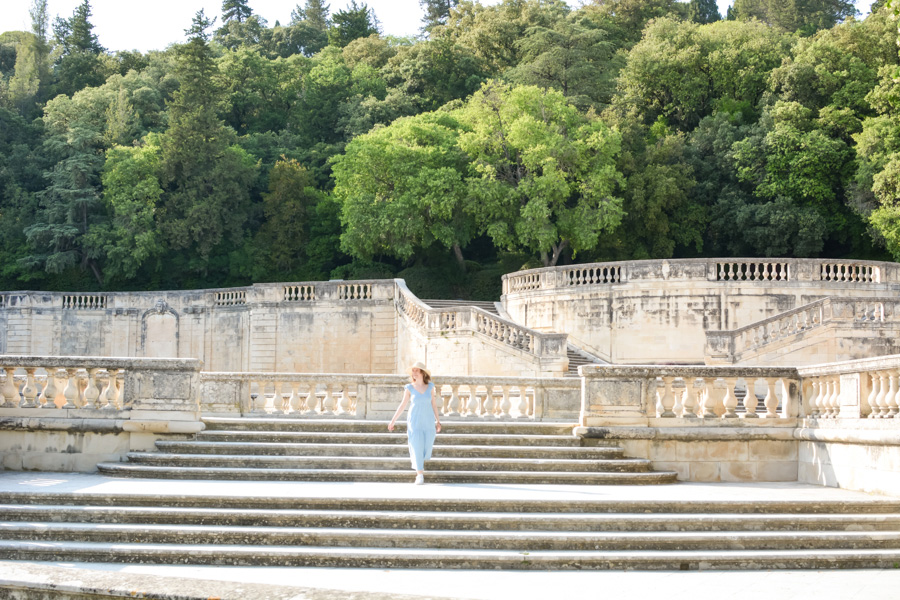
[579,365,650,427]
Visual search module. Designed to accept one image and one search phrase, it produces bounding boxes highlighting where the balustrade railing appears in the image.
[798,356,900,420]
[62,295,108,310]
[200,372,579,421]
[284,285,315,301]
[395,282,565,362]
[215,290,246,306]
[717,261,790,282]
[502,258,898,296]
[1,364,123,410]
[339,283,372,300]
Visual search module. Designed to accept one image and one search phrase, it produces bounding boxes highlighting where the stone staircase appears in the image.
[422,299,603,375]
[1,490,900,569]
[96,419,677,485]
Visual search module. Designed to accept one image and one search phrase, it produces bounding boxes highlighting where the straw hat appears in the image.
[409,361,431,378]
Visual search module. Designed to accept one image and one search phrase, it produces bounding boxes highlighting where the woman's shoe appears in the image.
[414,473,424,485]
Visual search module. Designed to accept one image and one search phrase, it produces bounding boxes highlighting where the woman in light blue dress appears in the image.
[388,361,442,484]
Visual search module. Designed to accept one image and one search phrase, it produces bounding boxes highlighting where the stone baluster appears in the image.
[439,386,451,415]
[743,379,759,418]
[500,385,512,419]
[41,369,59,409]
[323,384,336,415]
[681,379,699,418]
[20,368,38,408]
[447,385,461,417]
[658,377,677,418]
[96,370,112,409]
[288,383,301,413]
[60,369,79,409]
[699,379,717,419]
[829,376,842,418]
[270,381,284,414]
[888,370,900,418]
[764,379,779,418]
[338,384,352,415]
[515,386,530,420]
[807,379,822,417]
[108,370,122,410]
[872,372,887,419]
[820,379,833,418]
[722,377,739,418]
[1,367,18,408]
[84,369,101,409]
[303,384,319,415]
[252,380,268,413]
[878,372,892,418]
[864,372,878,418]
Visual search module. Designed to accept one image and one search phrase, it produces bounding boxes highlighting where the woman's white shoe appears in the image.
[414,473,424,485]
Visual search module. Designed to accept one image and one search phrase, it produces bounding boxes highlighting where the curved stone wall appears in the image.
[501,258,900,365]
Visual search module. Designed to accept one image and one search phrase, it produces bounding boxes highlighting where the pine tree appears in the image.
[222,0,253,24]
[328,1,379,48]
[688,0,721,24]
[51,0,105,97]
[291,0,330,30]
[420,0,459,32]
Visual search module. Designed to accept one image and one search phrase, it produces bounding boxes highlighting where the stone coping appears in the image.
[201,372,579,387]
[0,355,203,371]
[579,364,800,379]
[576,423,900,446]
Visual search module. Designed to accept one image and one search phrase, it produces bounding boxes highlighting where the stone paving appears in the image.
[1,472,900,599]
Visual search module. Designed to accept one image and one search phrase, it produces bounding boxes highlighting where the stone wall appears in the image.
[503,258,900,365]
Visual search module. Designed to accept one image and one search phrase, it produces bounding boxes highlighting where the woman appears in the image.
[388,361,442,484]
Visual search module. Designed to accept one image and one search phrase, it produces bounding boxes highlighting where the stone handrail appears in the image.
[200,371,580,421]
[706,297,900,363]
[502,258,900,295]
[0,355,202,417]
[395,280,567,361]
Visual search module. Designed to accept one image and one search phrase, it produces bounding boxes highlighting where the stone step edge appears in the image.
[95,464,677,484]
[3,493,897,513]
[127,453,649,467]
[5,522,900,547]
[159,441,622,453]
[3,541,900,570]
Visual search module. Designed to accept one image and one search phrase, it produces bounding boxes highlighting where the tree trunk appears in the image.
[540,250,550,267]
[548,240,569,267]
[452,243,466,272]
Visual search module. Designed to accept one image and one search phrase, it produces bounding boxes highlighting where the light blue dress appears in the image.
[405,382,437,471]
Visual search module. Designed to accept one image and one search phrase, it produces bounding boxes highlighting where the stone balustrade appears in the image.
[503,258,899,294]
[706,297,900,365]
[199,372,580,421]
[797,355,900,420]
[579,364,801,427]
[395,281,568,374]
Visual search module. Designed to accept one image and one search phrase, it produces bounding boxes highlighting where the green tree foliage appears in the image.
[331,111,475,268]
[505,12,617,109]
[222,0,253,24]
[292,0,331,30]
[328,1,379,48]
[157,11,258,269]
[609,18,792,131]
[457,82,624,266]
[730,0,857,35]
[51,0,107,98]
[688,0,721,23]
[421,0,460,32]
[437,0,569,72]
[581,0,688,49]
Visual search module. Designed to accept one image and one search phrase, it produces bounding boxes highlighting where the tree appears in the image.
[328,1,379,48]
[222,0,253,24]
[607,18,792,131]
[505,13,617,109]
[255,157,323,273]
[688,0,721,24]
[157,11,258,267]
[730,0,857,35]
[331,111,475,269]
[457,82,624,267]
[51,0,106,97]
[291,0,330,30]
[421,0,459,32]
[581,0,688,49]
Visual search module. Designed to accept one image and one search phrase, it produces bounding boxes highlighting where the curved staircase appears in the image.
[97,418,677,485]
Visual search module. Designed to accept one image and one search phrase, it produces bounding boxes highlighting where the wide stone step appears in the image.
[201,418,577,436]
[155,441,625,460]
[2,540,900,569]
[196,430,598,447]
[95,463,677,484]
[4,522,900,551]
[4,505,900,532]
[118,453,652,473]
[3,492,897,514]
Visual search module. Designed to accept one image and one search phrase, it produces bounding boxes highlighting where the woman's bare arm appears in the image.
[388,388,411,431]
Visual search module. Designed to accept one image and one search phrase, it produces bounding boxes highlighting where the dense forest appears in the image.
[1,0,899,299]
